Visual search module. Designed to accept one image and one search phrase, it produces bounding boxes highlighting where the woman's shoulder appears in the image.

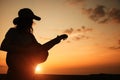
[8,27,16,32]
[5,27,17,37]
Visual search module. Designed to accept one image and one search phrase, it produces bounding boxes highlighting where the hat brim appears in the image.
[33,15,41,21]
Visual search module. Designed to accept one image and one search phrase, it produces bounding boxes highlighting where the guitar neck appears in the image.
[42,37,61,51]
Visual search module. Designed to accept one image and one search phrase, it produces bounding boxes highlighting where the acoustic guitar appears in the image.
[34,34,68,64]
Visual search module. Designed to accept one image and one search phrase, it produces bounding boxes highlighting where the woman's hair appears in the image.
[13,17,33,33]
[13,8,41,33]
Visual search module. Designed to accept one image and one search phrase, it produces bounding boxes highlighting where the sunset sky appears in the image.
[0,0,120,74]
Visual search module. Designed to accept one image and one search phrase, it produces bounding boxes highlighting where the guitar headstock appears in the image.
[58,34,68,40]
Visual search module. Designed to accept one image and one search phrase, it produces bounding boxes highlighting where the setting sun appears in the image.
[0,0,120,75]
[35,65,42,74]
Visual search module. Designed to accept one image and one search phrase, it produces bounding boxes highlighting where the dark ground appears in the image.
[0,74,120,80]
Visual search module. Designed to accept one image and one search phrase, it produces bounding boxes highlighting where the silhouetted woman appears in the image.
[0,8,68,80]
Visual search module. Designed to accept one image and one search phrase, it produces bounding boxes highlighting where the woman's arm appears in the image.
[42,34,68,51]
[42,36,61,51]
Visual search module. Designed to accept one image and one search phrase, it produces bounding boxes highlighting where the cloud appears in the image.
[73,35,89,41]
[66,0,85,6]
[109,46,120,50]
[89,5,106,21]
[82,5,106,22]
[109,40,120,50]
[82,5,120,24]
[66,0,84,4]
[99,8,120,23]
[63,26,93,42]
[99,18,109,23]
[108,8,120,23]
[82,8,92,15]
[81,26,93,32]
[64,28,74,34]
[63,26,93,34]
[66,0,120,24]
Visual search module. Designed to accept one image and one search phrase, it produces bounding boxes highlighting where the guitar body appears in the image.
[30,34,68,65]
[34,48,49,64]
[28,45,49,65]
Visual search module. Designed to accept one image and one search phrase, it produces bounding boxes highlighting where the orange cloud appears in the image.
[64,28,74,34]
[82,5,120,24]
[63,26,93,42]
[107,8,120,23]
[109,40,120,50]
[82,5,106,22]
[66,0,85,7]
